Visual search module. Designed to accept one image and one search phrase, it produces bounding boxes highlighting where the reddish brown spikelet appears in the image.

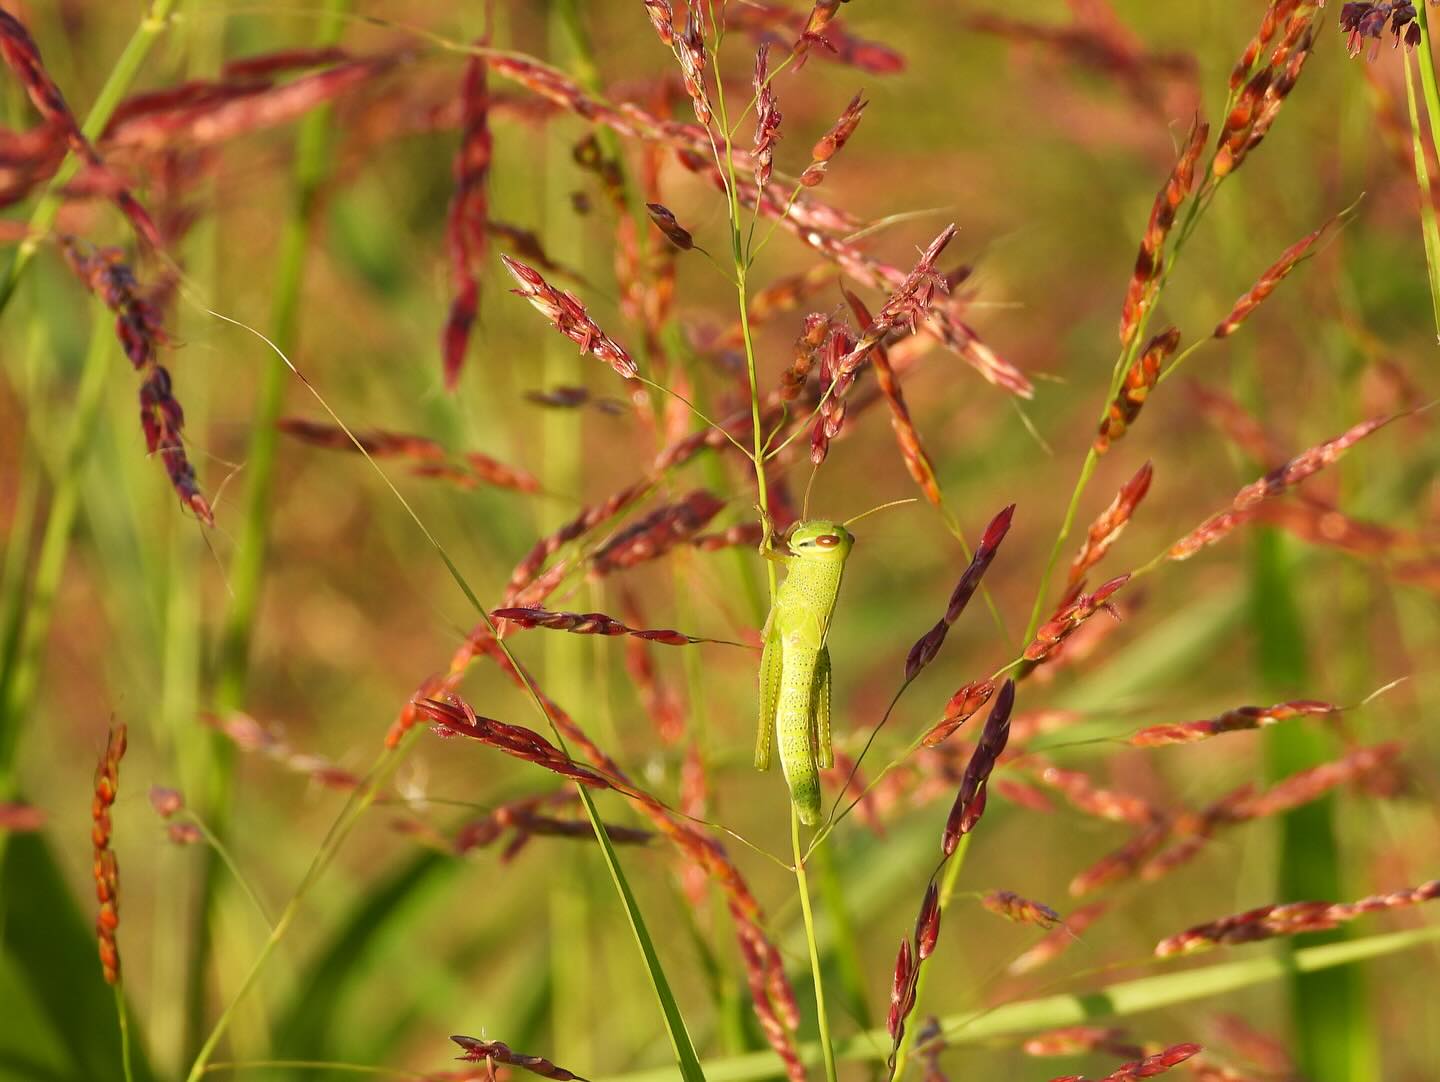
[0,802,45,832]
[1070,820,1173,896]
[836,224,958,387]
[1154,881,1440,957]
[1069,463,1152,586]
[1214,212,1342,338]
[415,694,620,790]
[492,606,715,646]
[906,505,1015,680]
[148,786,184,819]
[793,0,843,61]
[278,417,447,460]
[982,889,1063,929]
[1025,575,1129,665]
[1119,120,1208,347]
[1033,764,1161,825]
[0,11,161,249]
[92,723,127,984]
[1167,413,1399,561]
[1096,329,1180,453]
[452,1036,588,1082]
[622,592,688,745]
[645,202,694,250]
[1008,902,1110,974]
[1131,699,1336,747]
[589,489,726,575]
[1187,383,1280,465]
[810,326,851,465]
[1214,7,1319,177]
[1094,1043,1203,1081]
[942,678,1017,854]
[922,679,996,747]
[221,45,351,80]
[915,882,942,959]
[783,313,830,401]
[442,40,494,390]
[799,92,868,187]
[727,1,906,74]
[61,239,212,525]
[461,451,542,494]
[753,44,782,190]
[675,5,712,124]
[502,255,637,379]
[643,0,675,45]
[844,288,943,505]
[504,480,653,605]
[1024,1027,1143,1060]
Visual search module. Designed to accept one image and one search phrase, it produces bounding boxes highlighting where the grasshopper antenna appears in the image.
[843,497,918,528]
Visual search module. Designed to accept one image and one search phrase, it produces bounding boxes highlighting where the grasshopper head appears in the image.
[785,519,854,561]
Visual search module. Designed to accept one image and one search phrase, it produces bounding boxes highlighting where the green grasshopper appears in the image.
[755,519,856,826]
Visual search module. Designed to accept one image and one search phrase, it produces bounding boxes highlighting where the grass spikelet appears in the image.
[1007,901,1110,974]
[981,889,1063,929]
[1069,463,1153,587]
[1186,383,1280,464]
[1232,742,1401,819]
[1213,210,1345,338]
[843,287,942,506]
[1070,821,1172,896]
[414,694,617,789]
[782,313,830,401]
[1095,330,1180,453]
[921,679,996,747]
[1130,699,1336,747]
[0,802,45,832]
[442,36,493,389]
[1030,763,1162,825]
[0,9,161,248]
[1119,121,1207,348]
[753,44,781,191]
[942,679,1017,853]
[502,254,637,379]
[588,489,725,575]
[61,237,212,524]
[413,452,543,495]
[504,479,652,603]
[621,593,687,744]
[205,711,362,791]
[1154,881,1440,957]
[728,1,906,74]
[1165,413,1400,561]
[278,417,447,459]
[1212,4,1320,178]
[1023,1027,1143,1060]
[1059,1042,1202,1081]
[645,202,694,251]
[800,91,868,187]
[452,1036,589,1081]
[906,506,1015,680]
[92,723,127,985]
[491,605,740,647]
[1023,575,1129,666]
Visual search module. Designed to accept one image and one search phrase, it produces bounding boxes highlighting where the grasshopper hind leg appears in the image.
[755,629,782,770]
[814,646,833,770]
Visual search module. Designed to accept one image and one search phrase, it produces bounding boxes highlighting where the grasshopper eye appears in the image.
[815,534,840,548]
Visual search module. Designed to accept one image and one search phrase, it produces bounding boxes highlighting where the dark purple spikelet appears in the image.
[1339,2,1421,58]
[904,505,1015,680]
[942,679,1016,854]
[645,202,694,250]
[452,1036,589,1082]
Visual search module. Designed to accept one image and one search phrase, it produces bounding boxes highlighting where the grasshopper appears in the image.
[755,519,855,826]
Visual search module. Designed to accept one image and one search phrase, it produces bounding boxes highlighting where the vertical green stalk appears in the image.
[0,0,178,313]
[115,983,135,1082]
[189,0,350,1057]
[791,812,838,1082]
[1401,50,1440,340]
[1252,532,1371,1082]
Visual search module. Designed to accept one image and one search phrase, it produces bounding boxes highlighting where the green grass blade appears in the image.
[596,925,1440,1082]
[1251,529,1375,1082]
[1,831,155,1082]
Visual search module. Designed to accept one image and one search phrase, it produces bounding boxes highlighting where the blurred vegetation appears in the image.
[1,2,1438,1082]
